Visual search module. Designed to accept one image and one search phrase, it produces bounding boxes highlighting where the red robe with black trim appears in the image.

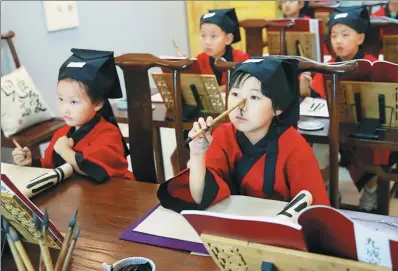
[158,123,330,213]
[196,49,250,86]
[311,54,378,98]
[35,116,134,183]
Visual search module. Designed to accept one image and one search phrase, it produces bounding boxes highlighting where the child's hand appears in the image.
[189,117,213,155]
[54,136,74,155]
[12,146,32,166]
[299,72,312,97]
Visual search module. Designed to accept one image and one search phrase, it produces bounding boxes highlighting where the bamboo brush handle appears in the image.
[184,98,246,146]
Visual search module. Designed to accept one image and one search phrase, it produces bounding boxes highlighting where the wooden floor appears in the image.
[338,166,398,217]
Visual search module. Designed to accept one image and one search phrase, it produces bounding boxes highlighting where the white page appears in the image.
[354,222,397,268]
[151,93,163,102]
[300,97,329,118]
[133,196,288,244]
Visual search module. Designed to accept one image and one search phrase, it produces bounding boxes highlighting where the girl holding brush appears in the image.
[12,49,134,183]
[158,58,330,213]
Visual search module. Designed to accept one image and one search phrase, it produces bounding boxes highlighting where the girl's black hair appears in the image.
[229,70,281,112]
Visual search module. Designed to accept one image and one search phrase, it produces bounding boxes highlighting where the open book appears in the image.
[1,173,64,249]
[181,202,398,268]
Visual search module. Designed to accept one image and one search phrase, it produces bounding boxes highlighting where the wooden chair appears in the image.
[215,56,358,208]
[115,54,194,184]
[239,19,295,57]
[324,60,398,214]
[1,31,65,159]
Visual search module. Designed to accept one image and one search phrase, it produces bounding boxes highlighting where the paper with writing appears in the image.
[300,97,329,118]
[354,221,396,268]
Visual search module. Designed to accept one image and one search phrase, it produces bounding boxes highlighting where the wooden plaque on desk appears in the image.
[383,35,398,64]
[151,72,225,114]
[266,19,323,62]
[327,81,398,128]
[325,60,398,128]
[1,174,64,249]
[267,31,317,60]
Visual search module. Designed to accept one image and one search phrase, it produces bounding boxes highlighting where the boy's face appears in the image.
[228,75,279,135]
[57,80,103,129]
[200,23,233,58]
[281,1,304,18]
[330,24,365,60]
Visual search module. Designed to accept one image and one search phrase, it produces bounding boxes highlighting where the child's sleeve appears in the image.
[74,125,130,183]
[310,72,326,98]
[157,127,233,213]
[285,137,330,206]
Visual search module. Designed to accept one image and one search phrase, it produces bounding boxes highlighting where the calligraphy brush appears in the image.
[41,209,54,271]
[61,225,80,271]
[2,217,26,271]
[8,223,35,271]
[172,38,186,57]
[33,213,46,271]
[55,209,78,271]
[184,98,246,145]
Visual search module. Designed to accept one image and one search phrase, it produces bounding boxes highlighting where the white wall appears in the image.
[1,1,188,179]
[1,1,189,113]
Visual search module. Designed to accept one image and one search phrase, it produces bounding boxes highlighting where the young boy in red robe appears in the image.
[196,8,250,92]
[300,8,383,211]
[300,7,377,98]
[158,58,330,213]
[171,8,250,175]
[12,49,135,183]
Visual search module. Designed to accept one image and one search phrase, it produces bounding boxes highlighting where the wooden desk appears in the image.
[2,176,397,271]
[1,176,217,271]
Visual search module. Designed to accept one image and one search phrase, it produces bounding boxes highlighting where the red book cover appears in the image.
[182,203,398,269]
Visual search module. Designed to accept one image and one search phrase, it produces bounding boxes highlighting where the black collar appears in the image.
[335,50,365,62]
[209,45,233,85]
[67,115,101,144]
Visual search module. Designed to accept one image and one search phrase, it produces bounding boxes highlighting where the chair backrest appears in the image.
[1,31,20,148]
[1,31,21,69]
[115,54,194,183]
[215,56,358,208]
[239,19,295,57]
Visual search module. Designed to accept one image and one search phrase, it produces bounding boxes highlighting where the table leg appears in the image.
[153,127,165,184]
[376,178,390,215]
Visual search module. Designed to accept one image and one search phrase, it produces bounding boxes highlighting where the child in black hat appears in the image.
[158,58,330,213]
[171,8,250,176]
[186,8,250,91]
[301,7,381,211]
[12,49,135,183]
[301,7,377,98]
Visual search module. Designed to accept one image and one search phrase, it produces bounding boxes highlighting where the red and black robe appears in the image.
[158,122,330,213]
[196,45,250,86]
[310,51,378,98]
[32,116,135,183]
